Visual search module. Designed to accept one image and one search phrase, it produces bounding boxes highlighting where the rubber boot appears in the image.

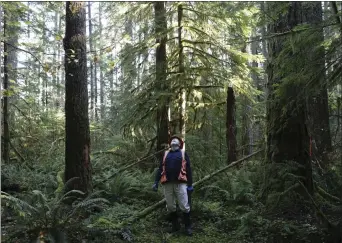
[169,212,180,233]
[183,212,192,236]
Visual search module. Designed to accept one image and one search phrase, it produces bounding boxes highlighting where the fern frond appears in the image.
[74,198,109,211]
[57,189,86,204]
[1,191,39,215]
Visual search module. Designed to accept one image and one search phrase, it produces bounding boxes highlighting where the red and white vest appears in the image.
[160,149,187,184]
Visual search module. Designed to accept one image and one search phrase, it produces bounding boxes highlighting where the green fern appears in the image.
[1,185,109,242]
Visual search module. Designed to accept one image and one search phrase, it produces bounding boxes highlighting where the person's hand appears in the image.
[187,186,194,192]
[152,183,158,192]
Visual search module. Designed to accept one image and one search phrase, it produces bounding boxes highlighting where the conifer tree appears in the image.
[64,1,92,193]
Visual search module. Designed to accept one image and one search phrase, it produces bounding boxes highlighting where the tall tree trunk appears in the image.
[240,96,250,156]
[94,55,98,120]
[241,45,250,156]
[142,20,149,81]
[93,14,98,121]
[41,11,48,109]
[53,11,58,108]
[57,10,62,104]
[306,2,332,165]
[250,32,260,152]
[2,6,20,163]
[98,2,105,119]
[260,1,268,94]
[137,25,142,89]
[154,2,169,160]
[87,2,94,120]
[64,1,92,193]
[0,5,2,148]
[122,17,135,91]
[226,87,237,163]
[177,3,186,147]
[265,2,313,199]
[2,13,10,164]
[332,1,342,172]
[109,53,115,115]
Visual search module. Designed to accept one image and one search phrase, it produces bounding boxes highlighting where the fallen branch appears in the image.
[317,186,342,203]
[9,140,25,162]
[192,149,262,187]
[93,148,167,187]
[123,149,263,225]
[298,180,334,229]
[92,150,125,157]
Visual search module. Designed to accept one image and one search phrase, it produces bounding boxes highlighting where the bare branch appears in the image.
[1,41,42,66]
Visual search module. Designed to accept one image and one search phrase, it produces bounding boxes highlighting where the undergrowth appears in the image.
[2,144,342,243]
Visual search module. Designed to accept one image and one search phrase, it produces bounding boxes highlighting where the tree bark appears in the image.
[154,2,169,160]
[250,32,260,153]
[177,3,186,147]
[122,16,136,91]
[57,7,62,104]
[330,1,342,173]
[87,2,94,120]
[93,12,98,121]
[265,2,313,197]
[241,44,251,156]
[2,6,20,163]
[306,2,332,164]
[41,11,48,109]
[260,1,268,97]
[2,12,10,164]
[53,11,58,108]
[64,1,92,193]
[99,2,105,119]
[226,87,237,163]
[109,53,114,111]
[240,96,250,157]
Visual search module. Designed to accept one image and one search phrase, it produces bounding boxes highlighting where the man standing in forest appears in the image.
[152,136,193,236]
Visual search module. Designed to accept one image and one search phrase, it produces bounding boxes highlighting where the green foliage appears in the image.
[1,186,109,242]
[115,2,262,139]
[2,163,61,194]
[261,161,311,213]
[200,168,256,205]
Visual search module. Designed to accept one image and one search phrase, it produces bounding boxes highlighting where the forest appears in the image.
[1,1,342,243]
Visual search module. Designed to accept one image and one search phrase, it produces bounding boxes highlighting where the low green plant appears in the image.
[1,181,109,242]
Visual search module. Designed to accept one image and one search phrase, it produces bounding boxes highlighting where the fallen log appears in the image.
[94,148,167,187]
[123,149,263,225]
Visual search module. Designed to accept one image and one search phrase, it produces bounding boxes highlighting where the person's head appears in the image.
[170,138,181,151]
[169,135,183,151]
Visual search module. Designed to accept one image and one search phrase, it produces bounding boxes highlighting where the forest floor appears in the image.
[87,193,334,243]
[2,159,341,243]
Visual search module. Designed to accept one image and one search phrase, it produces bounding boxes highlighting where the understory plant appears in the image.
[1,181,109,242]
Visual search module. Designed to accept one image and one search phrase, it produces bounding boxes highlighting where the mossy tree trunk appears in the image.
[265,2,313,200]
[64,1,92,193]
[154,2,169,160]
[305,2,332,165]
